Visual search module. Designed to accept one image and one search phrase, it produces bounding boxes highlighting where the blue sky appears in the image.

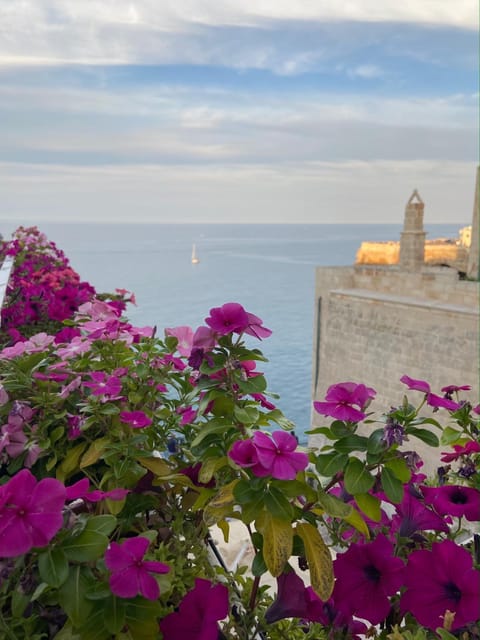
[0,1,477,223]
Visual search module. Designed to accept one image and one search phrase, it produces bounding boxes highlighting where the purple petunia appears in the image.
[421,485,480,522]
[401,540,480,630]
[332,534,405,624]
[160,578,229,640]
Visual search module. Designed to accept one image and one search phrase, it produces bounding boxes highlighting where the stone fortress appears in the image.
[310,168,479,469]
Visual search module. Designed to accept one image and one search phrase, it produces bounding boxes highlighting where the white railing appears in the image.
[0,254,14,327]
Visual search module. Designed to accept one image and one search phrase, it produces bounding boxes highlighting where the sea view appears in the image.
[0,221,464,442]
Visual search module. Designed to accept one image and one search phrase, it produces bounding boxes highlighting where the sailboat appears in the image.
[191,243,200,264]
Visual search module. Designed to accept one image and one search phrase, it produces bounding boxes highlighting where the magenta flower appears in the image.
[441,384,471,394]
[314,381,376,422]
[192,325,217,349]
[332,534,405,624]
[426,393,461,411]
[252,430,309,480]
[400,375,431,393]
[119,411,152,429]
[228,439,270,477]
[244,311,272,339]
[421,485,480,521]
[0,469,66,557]
[401,540,480,630]
[84,371,122,397]
[160,578,229,640]
[205,302,249,335]
[441,440,480,463]
[104,536,169,600]
[390,487,449,537]
[65,477,130,503]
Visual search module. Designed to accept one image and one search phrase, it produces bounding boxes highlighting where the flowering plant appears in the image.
[0,228,478,640]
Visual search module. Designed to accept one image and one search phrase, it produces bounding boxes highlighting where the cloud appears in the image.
[0,159,475,225]
[0,1,477,71]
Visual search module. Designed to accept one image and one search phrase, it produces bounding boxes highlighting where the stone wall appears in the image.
[310,265,479,472]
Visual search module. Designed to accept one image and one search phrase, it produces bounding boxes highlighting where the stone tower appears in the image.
[399,189,426,271]
[466,166,479,280]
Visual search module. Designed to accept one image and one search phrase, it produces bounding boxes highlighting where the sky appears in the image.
[0,1,478,224]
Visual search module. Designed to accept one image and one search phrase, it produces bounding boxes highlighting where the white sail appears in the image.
[191,243,199,264]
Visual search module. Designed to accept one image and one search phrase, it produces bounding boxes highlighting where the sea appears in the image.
[0,222,464,443]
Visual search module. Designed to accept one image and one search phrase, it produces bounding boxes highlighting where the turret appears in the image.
[399,190,426,271]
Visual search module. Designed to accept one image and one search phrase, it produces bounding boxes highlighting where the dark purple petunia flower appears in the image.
[401,540,480,630]
[160,578,229,640]
[391,486,450,537]
[421,485,480,522]
[332,534,405,625]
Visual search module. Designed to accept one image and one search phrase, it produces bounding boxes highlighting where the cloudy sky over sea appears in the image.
[0,1,477,224]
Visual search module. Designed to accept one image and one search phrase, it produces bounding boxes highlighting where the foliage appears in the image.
[0,227,478,640]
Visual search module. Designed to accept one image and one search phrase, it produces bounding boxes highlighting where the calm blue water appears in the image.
[0,223,464,442]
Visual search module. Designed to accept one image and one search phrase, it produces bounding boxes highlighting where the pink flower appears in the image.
[56,337,91,359]
[441,440,480,463]
[176,406,197,425]
[192,325,217,349]
[401,540,480,630]
[252,430,308,480]
[332,534,405,625]
[119,411,152,429]
[165,326,194,357]
[160,578,229,640]
[84,371,122,397]
[314,381,376,423]
[0,469,66,557]
[400,375,431,394]
[421,485,480,521]
[104,536,169,600]
[244,312,272,339]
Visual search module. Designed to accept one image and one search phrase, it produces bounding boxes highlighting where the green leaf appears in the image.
[385,457,411,483]
[334,435,369,453]
[85,515,117,536]
[354,493,381,522]
[233,405,260,425]
[233,479,265,505]
[237,375,267,394]
[406,427,439,447]
[316,490,352,518]
[57,442,88,482]
[58,567,94,627]
[381,467,404,503]
[62,530,109,563]
[252,551,267,576]
[257,512,292,577]
[38,548,69,588]
[125,598,163,639]
[264,487,294,520]
[80,437,110,468]
[104,596,127,634]
[343,457,375,495]
[366,429,386,454]
[342,508,370,538]
[203,479,238,526]
[295,522,333,600]
[330,421,351,437]
[440,426,462,445]
[190,420,234,448]
[315,452,348,477]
